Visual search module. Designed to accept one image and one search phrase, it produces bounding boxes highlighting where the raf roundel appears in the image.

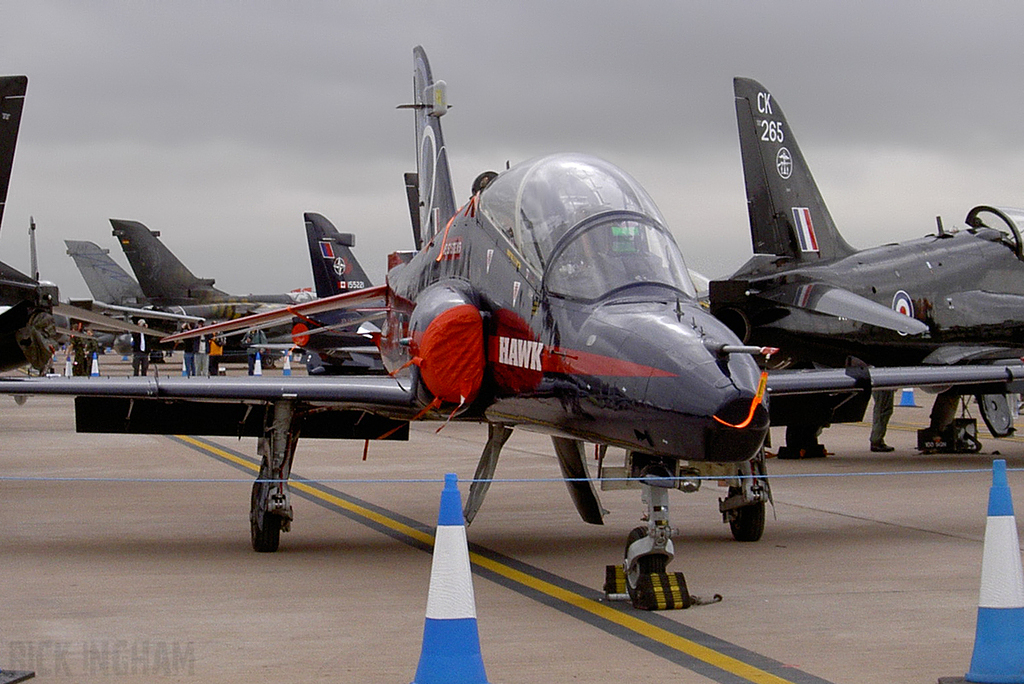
[892,290,914,318]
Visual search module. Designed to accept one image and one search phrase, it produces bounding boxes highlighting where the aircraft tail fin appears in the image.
[303,212,373,298]
[733,77,855,263]
[402,46,457,251]
[109,218,224,304]
[65,239,147,306]
[0,76,26,233]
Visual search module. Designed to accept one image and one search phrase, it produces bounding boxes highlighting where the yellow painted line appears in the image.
[177,434,801,684]
[174,435,434,546]
[468,552,795,684]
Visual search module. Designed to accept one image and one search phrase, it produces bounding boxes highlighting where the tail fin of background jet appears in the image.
[402,46,457,252]
[65,239,148,306]
[110,218,225,304]
[303,212,373,298]
[733,77,855,263]
[0,76,27,232]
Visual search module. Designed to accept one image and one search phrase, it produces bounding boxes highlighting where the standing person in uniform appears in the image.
[869,389,895,452]
[182,322,197,377]
[244,328,268,375]
[196,324,210,377]
[131,319,150,377]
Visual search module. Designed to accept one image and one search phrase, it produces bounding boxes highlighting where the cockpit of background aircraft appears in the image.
[478,153,696,301]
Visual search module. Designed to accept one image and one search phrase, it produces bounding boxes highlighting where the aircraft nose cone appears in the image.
[705,394,770,462]
[606,303,769,461]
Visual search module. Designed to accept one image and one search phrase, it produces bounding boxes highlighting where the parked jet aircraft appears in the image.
[2,53,1023,609]
[0,78,153,372]
[65,239,147,307]
[0,75,59,372]
[304,212,372,298]
[110,218,315,315]
[295,212,382,374]
[709,77,1024,456]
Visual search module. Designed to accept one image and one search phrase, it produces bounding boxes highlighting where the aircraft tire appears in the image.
[626,526,667,576]
[251,512,281,553]
[728,496,765,542]
[250,483,281,552]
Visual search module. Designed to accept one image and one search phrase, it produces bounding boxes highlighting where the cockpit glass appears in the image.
[478,153,695,298]
[545,215,695,299]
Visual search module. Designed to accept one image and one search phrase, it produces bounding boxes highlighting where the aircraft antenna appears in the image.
[936,216,946,237]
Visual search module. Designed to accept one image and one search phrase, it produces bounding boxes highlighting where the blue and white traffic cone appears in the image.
[90,352,100,377]
[282,351,292,376]
[411,473,490,684]
[254,351,263,376]
[965,460,1024,683]
[899,388,918,407]
[64,354,72,377]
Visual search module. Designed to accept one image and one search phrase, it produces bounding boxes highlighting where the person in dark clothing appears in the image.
[182,323,197,376]
[243,328,268,375]
[131,319,151,377]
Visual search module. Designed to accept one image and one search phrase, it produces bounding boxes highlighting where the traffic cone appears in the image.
[899,388,918,407]
[411,473,490,684]
[64,354,72,377]
[254,351,263,376]
[282,351,292,376]
[964,459,1024,683]
[90,352,100,377]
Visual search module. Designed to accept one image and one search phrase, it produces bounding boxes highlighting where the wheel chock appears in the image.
[0,669,35,683]
[631,571,693,610]
[604,565,629,601]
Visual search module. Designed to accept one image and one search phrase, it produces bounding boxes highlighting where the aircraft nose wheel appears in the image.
[609,474,695,610]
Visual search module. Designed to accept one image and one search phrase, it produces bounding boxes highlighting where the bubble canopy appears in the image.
[478,154,695,300]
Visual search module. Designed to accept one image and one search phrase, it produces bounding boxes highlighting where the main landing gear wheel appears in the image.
[250,483,281,553]
[728,492,765,542]
[720,449,771,543]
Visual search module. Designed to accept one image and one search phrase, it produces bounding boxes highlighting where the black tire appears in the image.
[625,526,667,575]
[250,482,281,552]
[251,512,281,553]
[729,499,765,542]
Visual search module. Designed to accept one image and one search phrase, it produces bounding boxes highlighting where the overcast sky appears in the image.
[3,1,1024,299]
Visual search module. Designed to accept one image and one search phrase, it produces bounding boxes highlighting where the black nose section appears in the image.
[706,396,770,462]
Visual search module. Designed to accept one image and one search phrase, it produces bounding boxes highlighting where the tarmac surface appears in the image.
[2,360,1023,683]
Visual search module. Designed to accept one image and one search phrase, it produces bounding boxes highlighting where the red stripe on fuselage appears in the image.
[489,337,676,378]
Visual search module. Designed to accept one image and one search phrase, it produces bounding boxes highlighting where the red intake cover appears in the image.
[414,303,484,405]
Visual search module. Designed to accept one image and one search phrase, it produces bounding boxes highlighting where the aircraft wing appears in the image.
[162,285,388,343]
[758,282,928,336]
[53,302,169,337]
[0,359,1020,405]
[766,363,1024,396]
[67,299,205,324]
[0,374,414,408]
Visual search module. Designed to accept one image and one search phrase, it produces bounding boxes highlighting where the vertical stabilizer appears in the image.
[303,212,373,298]
[65,239,147,306]
[0,76,27,232]
[733,77,854,263]
[409,46,457,250]
[110,218,226,304]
